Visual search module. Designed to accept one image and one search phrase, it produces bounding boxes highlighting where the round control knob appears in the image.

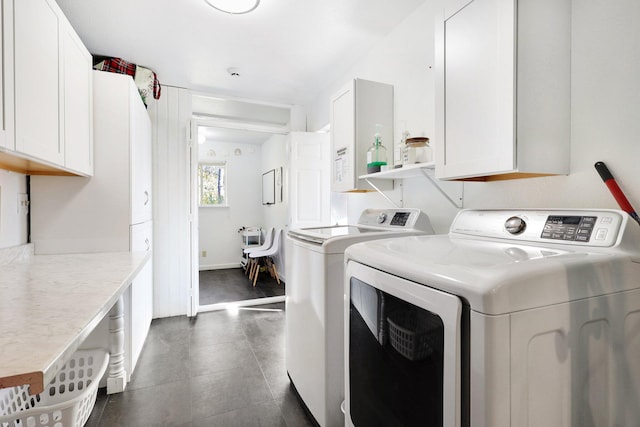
[377,212,388,224]
[505,216,526,234]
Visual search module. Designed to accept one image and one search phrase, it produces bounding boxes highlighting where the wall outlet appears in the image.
[201,250,207,257]
[18,193,29,216]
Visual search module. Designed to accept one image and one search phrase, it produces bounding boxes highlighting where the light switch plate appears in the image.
[18,193,28,216]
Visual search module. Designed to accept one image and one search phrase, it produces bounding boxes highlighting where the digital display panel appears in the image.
[541,216,597,242]
[390,212,411,226]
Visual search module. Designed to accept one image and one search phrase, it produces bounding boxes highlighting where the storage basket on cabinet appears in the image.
[0,349,109,427]
[387,310,441,361]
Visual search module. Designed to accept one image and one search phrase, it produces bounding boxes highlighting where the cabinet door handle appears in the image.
[144,190,150,206]
[145,238,150,251]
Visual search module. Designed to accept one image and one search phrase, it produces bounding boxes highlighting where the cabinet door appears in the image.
[130,221,153,374]
[289,132,331,229]
[330,81,355,192]
[62,24,93,175]
[436,0,516,179]
[14,0,63,165]
[130,89,152,224]
[0,0,14,150]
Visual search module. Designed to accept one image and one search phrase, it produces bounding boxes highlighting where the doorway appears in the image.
[191,120,289,313]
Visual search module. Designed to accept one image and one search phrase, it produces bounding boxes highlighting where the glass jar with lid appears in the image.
[403,137,432,165]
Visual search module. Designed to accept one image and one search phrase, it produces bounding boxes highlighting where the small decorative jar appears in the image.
[403,137,432,164]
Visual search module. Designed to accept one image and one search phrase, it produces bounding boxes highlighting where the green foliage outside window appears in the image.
[198,163,226,206]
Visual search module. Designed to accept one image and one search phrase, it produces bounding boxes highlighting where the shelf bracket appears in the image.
[364,178,401,208]
[419,168,463,208]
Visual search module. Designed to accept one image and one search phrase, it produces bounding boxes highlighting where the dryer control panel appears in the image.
[451,209,626,247]
[541,215,598,242]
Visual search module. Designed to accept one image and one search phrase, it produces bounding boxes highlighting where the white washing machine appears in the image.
[286,208,434,427]
[344,209,640,427]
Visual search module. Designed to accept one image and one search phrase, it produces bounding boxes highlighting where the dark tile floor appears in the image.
[199,268,285,305]
[86,302,315,426]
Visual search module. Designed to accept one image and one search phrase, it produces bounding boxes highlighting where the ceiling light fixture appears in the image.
[204,0,260,15]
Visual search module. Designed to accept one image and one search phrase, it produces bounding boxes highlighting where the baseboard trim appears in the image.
[198,296,285,313]
[199,262,241,271]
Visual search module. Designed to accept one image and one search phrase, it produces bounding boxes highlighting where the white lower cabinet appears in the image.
[129,221,153,375]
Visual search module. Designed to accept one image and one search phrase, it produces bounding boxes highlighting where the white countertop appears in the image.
[0,251,150,394]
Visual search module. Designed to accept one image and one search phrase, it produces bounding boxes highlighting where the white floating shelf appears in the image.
[359,162,435,180]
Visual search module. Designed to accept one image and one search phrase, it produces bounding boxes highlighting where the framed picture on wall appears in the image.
[262,169,275,205]
[275,167,283,203]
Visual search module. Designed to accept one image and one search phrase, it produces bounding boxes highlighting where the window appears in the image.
[198,162,227,206]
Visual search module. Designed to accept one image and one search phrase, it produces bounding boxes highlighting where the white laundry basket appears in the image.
[0,349,109,427]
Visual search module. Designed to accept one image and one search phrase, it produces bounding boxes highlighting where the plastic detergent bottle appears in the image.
[366,125,388,173]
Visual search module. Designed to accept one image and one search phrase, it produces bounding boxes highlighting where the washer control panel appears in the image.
[452,209,626,247]
[357,208,432,232]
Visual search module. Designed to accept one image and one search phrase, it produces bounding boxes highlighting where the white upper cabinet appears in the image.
[62,23,93,175]
[30,72,152,255]
[14,0,62,165]
[435,0,571,181]
[129,88,153,225]
[0,1,15,151]
[330,78,394,192]
[93,71,152,226]
[1,0,93,176]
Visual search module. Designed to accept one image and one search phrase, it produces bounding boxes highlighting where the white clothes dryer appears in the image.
[286,208,434,427]
[344,209,640,427]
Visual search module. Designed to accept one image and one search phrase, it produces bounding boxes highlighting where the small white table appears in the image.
[240,228,262,268]
[241,228,262,247]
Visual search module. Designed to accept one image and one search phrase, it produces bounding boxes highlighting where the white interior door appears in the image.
[289,131,331,229]
[189,120,199,316]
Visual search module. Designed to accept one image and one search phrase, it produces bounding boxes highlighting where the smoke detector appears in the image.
[227,67,240,77]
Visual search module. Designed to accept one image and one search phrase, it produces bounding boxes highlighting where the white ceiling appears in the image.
[56,0,426,106]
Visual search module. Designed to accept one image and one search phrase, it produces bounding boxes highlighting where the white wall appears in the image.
[198,141,262,269]
[261,134,288,279]
[0,170,28,248]
[309,0,640,233]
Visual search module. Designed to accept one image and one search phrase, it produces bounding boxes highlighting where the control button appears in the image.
[595,228,608,240]
[576,235,589,242]
[505,216,526,235]
[377,212,388,224]
[601,216,612,224]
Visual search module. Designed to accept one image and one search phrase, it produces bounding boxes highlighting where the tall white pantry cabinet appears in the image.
[30,71,153,380]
